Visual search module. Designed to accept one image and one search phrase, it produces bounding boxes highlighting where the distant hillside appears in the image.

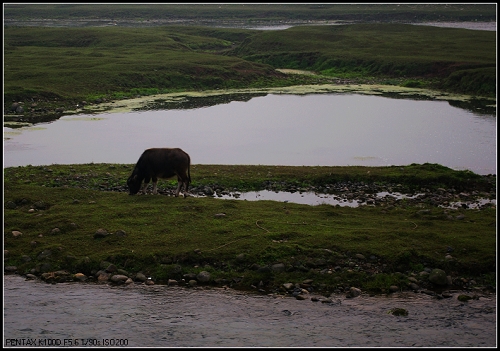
[3,3,496,26]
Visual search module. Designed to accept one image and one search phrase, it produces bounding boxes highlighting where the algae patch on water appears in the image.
[86,81,488,115]
[61,116,107,122]
[3,121,33,129]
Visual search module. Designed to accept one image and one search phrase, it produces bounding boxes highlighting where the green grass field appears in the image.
[4,164,496,294]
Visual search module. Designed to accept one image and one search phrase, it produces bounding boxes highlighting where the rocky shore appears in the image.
[4,258,495,305]
[135,176,497,211]
[4,211,496,300]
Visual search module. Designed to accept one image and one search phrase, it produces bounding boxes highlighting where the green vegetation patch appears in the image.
[3,163,494,194]
[4,163,496,295]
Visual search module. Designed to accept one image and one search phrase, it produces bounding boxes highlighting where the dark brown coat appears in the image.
[127,148,191,196]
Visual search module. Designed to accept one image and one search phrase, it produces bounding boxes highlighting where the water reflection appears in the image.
[207,190,496,209]
[141,93,267,111]
[216,189,361,206]
[3,94,496,175]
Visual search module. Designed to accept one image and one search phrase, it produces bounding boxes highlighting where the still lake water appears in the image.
[3,93,497,175]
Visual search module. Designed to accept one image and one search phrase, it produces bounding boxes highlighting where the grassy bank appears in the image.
[3,163,495,194]
[4,23,496,122]
[228,23,496,97]
[4,164,496,295]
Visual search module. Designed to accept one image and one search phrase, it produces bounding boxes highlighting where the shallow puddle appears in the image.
[206,190,496,209]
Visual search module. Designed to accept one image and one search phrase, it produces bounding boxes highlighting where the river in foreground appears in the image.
[3,275,496,347]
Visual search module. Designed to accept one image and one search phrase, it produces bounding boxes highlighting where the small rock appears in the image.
[11,102,20,111]
[117,269,129,276]
[408,283,420,291]
[97,272,111,282]
[105,264,117,273]
[135,272,147,282]
[4,266,18,273]
[73,273,87,282]
[110,275,129,284]
[429,268,448,286]
[93,228,109,238]
[114,230,127,237]
[196,271,211,283]
[183,273,197,280]
[346,287,361,298]
[389,285,399,293]
[271,263,285,272]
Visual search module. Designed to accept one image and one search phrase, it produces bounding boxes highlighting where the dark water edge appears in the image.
[3,274,496,347]
[138,92,496,116]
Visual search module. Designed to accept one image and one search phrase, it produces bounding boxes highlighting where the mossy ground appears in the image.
[4,164,496,295]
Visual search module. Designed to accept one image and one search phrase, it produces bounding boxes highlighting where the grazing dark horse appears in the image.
[127,148,191,197]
